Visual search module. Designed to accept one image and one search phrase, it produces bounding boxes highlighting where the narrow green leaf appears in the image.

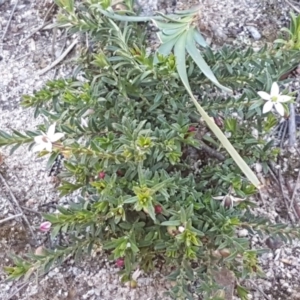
[185,30,231,92]
[123,196,138,204]
[152,20,186,30]
[161,220,181,226]
[9,143,21,155]
[174,31,261,188]
[192,28,207,47]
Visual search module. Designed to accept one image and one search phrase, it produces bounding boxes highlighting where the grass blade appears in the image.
[174,32,261,188]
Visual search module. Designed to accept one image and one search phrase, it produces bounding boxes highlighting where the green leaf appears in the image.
[50,225,61,239]
[192,28,207,47]
[237,285,249,300]
[152,20,187,30]
[160,220,181,226]
[185,29,231,92]
[156,35,180,57]
[146,203,156,221]
[123,196,138,204]
[9,143,21,155]
[183,260,194,281]
[46,152,60,170]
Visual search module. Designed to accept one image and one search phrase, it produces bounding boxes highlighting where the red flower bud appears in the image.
[98,171,105,179]
[154,204,162,214]
[115,258,124,268]
[188,126,197,132]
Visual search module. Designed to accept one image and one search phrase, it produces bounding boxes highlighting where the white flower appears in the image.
[33,123,64,152]
[238,228,248,237]
[213,194,245,208]
[257,82,292,116]
[178,226,185,233]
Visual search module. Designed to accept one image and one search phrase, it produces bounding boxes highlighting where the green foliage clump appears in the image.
[275,12,300,50]
[1,1,300,299]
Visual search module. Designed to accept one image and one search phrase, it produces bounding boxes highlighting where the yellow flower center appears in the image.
[271,96,278,102]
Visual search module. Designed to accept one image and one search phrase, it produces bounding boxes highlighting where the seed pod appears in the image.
[212,250,222,258]
[35,246,45,256]
[219,248,231,258]
[129,280,137,288]
[167,226,177,236]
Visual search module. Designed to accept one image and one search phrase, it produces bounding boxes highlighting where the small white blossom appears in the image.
[238,229,249,237]
[33,123,64,152]
[213,194,245,208]
[257,82,292,116]
[178,226,185,233]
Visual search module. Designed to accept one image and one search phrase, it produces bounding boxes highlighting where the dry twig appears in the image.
[23,2,56,42]
[248,279,271,300]
[288,103,297,147]
[21,206,42,215]
[1,0,19,41]
[5,281,29,300]
[285,0,300,13]
[0,213,23,225]
[23,21,52,42]
[0,173,35,238]
[289,167,300,211]
[278,169,296,223]
[199,140,225,161]
[37,39,78,75]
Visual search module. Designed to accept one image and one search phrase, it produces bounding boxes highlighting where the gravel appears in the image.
[1,0,300,299]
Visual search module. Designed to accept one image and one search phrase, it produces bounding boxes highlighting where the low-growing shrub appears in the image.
[2,1,300,299]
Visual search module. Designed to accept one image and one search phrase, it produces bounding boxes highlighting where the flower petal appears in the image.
[47,123,56,138]
[44,142,53,152]
[278,95,292,103]
[212,196,225,200]
[32,143,46,152]
[274,103,285,116]
[270,82,279,97]
[34,135,46,144]
[49,132,64,142]
[262,101,274,114]
[257,91,271,101]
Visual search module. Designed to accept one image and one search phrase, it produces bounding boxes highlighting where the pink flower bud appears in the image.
[40,221,51,232]
[98,171,105,179]
[115,258,124,268]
